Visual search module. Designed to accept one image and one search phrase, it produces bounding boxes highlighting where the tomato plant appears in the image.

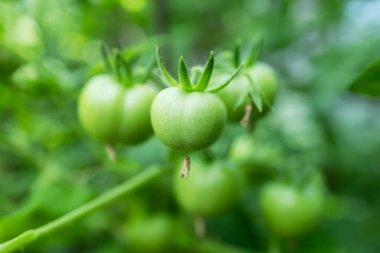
[78,75,157,145]
[246,62,278,109]
[260,175,326,238]
[151,48,242,152]
[212,71,249,122]
[213,41,279,125]
[173,157,243,217]
[78,49,158,145]
[2,1,380,253]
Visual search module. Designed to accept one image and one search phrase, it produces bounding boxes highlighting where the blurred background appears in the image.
[1,0,380,252]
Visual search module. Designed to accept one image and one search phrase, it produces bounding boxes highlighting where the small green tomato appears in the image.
[151,87,226,151]
[127,214,175,252]
[247,62,278,108]
[78,74,158,145]
[213,72,249,122]
[214,62,278,124]
[174,158,242,217]
[152,48,241,151]
[260,175,325,237]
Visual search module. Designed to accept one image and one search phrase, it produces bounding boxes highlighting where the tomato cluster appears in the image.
[77,42,328,251]
[78,44,278,151]
[78,75,158,145]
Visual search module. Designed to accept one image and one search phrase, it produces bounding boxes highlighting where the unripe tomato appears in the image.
[151,87,226,151]
[78,74,158,145]
[174,158,242,217]
[260,176,325,237]
[127,214,175,252]
[213,73,250,122]
[214,62,278,123]
[246,62,278,107]
[229,134,283,173]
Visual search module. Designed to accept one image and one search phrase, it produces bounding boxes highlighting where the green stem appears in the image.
[195,240,261,253]
[0,166,164,253]
[268,234,281,253]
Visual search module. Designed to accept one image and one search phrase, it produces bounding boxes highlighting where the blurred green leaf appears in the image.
[349,58,380,97]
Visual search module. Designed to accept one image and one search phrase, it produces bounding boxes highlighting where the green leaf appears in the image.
[178,56,193,91]
[245,74,263,112]
[155,46,178,87]
[234,90,249,110]
[193,51,214,91]
[349,58,380,97]
[100,42,113,74]
[116,51,133,86]
[139,55,156,83]
[233,40,241,68]
[207,65,243,93]
[246,36,263,67]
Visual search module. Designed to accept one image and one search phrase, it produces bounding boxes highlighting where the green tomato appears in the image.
[214,62,278,123]
[247,62,278,109]
[150,87,226,151]
[260,177,325,237]
[174,158,242,217]
[127,214,175,252]
[78,74,158,145]
[229,134,283,172]
[214,74,250,122]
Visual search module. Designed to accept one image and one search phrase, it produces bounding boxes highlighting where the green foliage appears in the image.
[1,0,380,253]
[349,58,380,97]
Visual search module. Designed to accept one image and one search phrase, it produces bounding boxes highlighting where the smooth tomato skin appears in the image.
[174,159,242,217]
[78,74,158,145]
[151,87,227,151]
[127,214,175,252]
[260,179,325,237]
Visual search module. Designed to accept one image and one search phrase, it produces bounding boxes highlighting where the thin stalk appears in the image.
[194,240,261,253]
[0,166,164,253]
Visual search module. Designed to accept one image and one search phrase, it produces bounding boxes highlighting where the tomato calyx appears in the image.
[218,38,276,126]
[101,43,156,88]
[156,46,243,93]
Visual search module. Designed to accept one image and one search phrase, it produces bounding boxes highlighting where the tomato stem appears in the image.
[240,101,253,128]
[105,143,116,161]
[180,155,191,179]
[194,216,206,238]
[267,235,282,253]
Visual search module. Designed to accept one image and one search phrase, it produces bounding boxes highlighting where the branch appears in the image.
[0,166,164,253]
